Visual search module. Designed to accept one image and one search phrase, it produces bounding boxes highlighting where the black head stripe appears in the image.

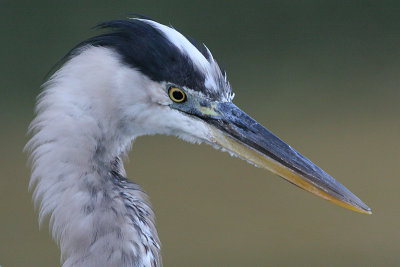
[61,19,231,100]
[81,20,208,94]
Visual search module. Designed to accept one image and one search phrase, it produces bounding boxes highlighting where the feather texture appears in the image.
[26,47,164,267]
[26,18,232,266]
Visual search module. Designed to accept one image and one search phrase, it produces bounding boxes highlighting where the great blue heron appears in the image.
[26,18,371,267]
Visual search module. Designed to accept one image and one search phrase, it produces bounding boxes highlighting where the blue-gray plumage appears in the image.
[26,17,371,267]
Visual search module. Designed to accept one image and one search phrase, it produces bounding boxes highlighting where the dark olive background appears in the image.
[1,1,399,266]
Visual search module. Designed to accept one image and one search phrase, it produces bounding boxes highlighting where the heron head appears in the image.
[76,18,370,214]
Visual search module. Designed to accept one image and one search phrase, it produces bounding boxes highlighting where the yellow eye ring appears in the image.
[168,87,186,103]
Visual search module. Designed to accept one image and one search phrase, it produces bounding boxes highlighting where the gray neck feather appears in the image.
[26,47,161,267]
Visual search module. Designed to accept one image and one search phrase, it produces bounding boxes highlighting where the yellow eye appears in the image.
[168,87,186,103]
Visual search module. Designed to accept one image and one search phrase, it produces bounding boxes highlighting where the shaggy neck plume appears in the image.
[27,47,161,267]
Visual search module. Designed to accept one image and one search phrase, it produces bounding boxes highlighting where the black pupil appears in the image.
[172,90,184,101]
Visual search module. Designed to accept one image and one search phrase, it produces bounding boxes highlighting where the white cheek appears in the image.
[128,103,212,143]
[114,66,211,142]
[147,82,171,106]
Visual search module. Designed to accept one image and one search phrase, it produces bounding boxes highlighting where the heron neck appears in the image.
[27,47,161,266]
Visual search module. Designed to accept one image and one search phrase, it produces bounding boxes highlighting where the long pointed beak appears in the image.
[202,102,371,214]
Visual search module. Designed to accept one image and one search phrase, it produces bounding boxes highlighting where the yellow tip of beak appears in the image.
[210,127,372,214]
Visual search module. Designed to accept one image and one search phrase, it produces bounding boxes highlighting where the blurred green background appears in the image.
[1,1,399,266]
